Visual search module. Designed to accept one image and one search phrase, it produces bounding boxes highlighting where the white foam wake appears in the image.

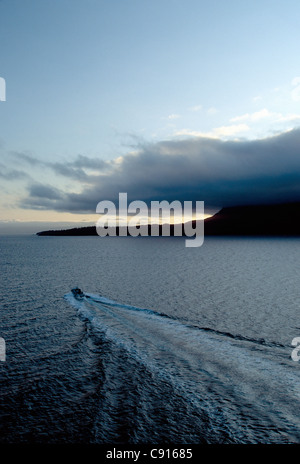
[64,290,300,443]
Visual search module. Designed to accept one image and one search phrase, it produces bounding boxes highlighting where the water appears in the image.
[1,235,300,444]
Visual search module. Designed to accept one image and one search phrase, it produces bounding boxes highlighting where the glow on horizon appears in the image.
[116,212,212,226]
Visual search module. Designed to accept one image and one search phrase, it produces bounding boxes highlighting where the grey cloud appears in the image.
[10,151,41,166]
[50,163,91,182]
[22,183,66,212]
[51,155,109,182]
[29,183,63,200]
[68,154,107,170]
[11,152,110,183]
[20,128,300,214]
[0,162,30,180]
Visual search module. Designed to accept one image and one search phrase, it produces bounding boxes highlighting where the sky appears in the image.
[1,0,300,233]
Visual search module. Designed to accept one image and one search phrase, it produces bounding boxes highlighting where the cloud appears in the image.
[175,123,249,139]
[231,108,277,122]
[0,161,30,180]
[188,105,216,114]
[66,154,107,170]
[277,113,300,123]
[207,107,218,115]
[10,152,110,183]
[21,183,66,211]
[231,108,300,125]
[29,183,63,200]
[189,105,202,112]
[19,128,300,214]
[10,151,41,166]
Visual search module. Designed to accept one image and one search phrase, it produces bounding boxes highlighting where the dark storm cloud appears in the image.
[20,128,300,213]
[29,183,62,200]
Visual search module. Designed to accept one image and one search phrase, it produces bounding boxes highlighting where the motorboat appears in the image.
[71,287,85,299]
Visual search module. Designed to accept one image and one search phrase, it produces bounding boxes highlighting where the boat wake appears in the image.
[64,289,300,443]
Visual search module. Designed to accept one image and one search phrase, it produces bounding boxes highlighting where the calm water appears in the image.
[1,235,300,444]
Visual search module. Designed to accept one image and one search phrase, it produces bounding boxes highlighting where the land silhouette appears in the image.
[36,202,300,237]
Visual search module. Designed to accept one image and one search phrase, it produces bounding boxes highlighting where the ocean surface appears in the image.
[1,234,300,444]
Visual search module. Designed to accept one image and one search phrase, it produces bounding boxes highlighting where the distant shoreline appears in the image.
[36,202,300,237]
